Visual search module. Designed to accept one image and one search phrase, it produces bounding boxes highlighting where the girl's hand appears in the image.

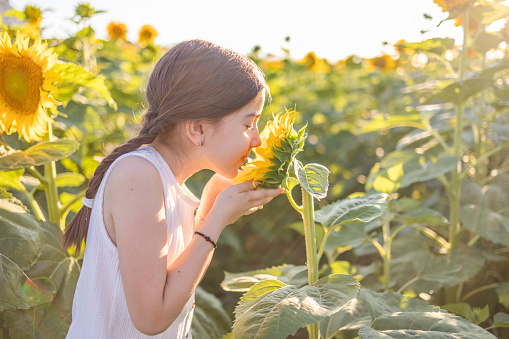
[208,181,283,227]
[203,173,235,201]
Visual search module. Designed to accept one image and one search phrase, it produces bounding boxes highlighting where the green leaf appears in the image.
[56,172,86,188]
[294,161,330,200]
[425,78,493,106]
[442,303,489,325]
[233,274,360,339]
[315,193,387,230]
[492,312,509,328]
[373,162,403,194]
[52,63,117,108]
[191,286,232,339]
[320,289,441,338]
[400,38,455,56]
[325,221,371,250]
[0,169,25,191]
[496,283,509,308]
[472,32,503,55]
[471,3,509,25]
[0,198,50,311]
[222,264,308,292]
[400,208,448,226]
[360,113,424,134]
[367,151,458,192]
[358,312,496,338]
[460,204,509,246]
[0,140,80,171]
[392,246,484,294]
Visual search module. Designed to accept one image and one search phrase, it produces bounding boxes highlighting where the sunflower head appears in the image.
[138,24,158,46]
[0,31,59,142]
[235,109,307,189]
[433,0,475,12]
[107,22,127,41]
[298,51,331,73]
[75,3,98,20]
[24,5,42,27]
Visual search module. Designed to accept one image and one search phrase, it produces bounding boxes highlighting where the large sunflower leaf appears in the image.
[294,161,330,200]
[3,216,80,337]
[221,264,308,292]
[0,198,55,311]
[358,312,496,338]
[399,38,454,56]
[366,151,458,193]
[0,169,25,191]
[424,78,493,106]
[191,286,232,339]
[320,288,441,338]
[0,140,80,171]
[233,274,360,339]
[460,204,509,246]
[391,246,484,294]
[52,63,117,109]
[315,193,387,230]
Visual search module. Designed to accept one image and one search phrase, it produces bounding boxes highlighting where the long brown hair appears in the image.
[63,39,269,253]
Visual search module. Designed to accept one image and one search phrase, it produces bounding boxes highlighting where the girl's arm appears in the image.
[106,157,281,335]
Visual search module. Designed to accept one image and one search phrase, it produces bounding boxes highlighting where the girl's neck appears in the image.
[149,140,202,185]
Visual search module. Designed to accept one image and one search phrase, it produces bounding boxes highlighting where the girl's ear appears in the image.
[184,120,205,146]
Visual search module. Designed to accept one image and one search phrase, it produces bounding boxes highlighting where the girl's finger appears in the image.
[236,180,259,192]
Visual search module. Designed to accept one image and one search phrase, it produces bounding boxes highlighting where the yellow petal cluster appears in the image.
[298,52,331,73]
[138,24,158,46]
[0,31,59,142]
[364,54,398,73]
[433,0,475,12]
[235,109,305,188]
[107,22,127,41]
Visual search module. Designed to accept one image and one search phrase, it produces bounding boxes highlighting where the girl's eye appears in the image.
[245,125,254,130]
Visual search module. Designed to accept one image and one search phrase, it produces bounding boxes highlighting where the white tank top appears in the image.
[66,145,200,339]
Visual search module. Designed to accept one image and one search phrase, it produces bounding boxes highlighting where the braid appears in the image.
[62,123,160,253]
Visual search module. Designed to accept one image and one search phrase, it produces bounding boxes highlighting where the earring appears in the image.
[199,140,204,147]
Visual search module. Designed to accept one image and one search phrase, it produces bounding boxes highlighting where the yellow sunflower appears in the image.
[235,109,307,188]
[107,22,127,41]
[364,54,398,73]
[0,31,59,142]
[138,24,158,46]
[24,5,42,27]
[433,0,475,12]
[298,51,331,73]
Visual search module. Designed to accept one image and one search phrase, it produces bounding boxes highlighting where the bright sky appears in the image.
[8,0,509,61]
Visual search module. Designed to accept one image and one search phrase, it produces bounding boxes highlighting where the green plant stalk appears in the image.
[446,9,469,305]
[43,123,61,227]
[474,54,487,183]
[301,187,319,339]
[382,199,391,291]
[448,8,469,252]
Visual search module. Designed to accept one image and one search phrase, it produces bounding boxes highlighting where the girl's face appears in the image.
[204,92,265,178]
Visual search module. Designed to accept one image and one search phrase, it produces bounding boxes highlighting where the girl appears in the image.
[63,39,283,338]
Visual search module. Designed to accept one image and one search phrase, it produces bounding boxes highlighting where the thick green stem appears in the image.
[449,8,469,252]
[302,188,319,339]
[43,123,61,227]
[446,9,469,305]
[382,199,392,291]
[24,191,46,221]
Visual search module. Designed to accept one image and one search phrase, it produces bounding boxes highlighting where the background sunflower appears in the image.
[0,31,59,142]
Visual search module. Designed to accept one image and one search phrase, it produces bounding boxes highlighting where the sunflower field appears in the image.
[1,1,509,338]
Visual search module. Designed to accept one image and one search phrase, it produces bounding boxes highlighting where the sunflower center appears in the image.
[0,55,42,115]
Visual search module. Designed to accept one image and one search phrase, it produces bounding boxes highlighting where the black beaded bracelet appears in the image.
[194,231,217,249]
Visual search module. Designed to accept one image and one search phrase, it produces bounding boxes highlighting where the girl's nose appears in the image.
[252,130,262,148]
